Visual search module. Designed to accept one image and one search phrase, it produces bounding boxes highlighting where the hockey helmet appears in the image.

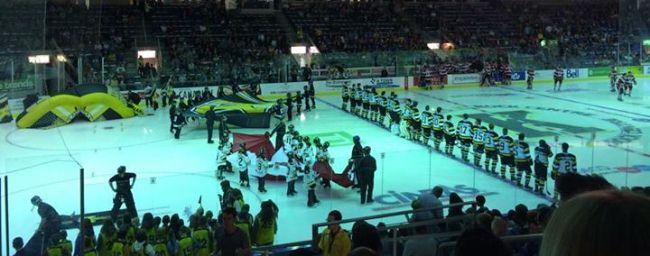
[303,136,310,142]
[31,195,42,205]
[288,124,295,130]
[323,141,330,148]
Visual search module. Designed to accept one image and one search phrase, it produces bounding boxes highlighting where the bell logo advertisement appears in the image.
[369,77,400,88]
[511,71,526,81]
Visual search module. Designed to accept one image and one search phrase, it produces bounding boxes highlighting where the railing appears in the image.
[311,201,476,249]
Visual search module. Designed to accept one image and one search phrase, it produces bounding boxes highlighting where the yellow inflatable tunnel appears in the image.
[16,85,135,129]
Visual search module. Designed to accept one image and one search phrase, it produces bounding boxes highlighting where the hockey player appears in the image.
[502,64,512,85]
[303,138,320,207]
[471,119,488,167]
[216,132,233,180]
[534,140,553,194]
[624,71,637,96]
[400,99,412,139]
[616,75,626,101]
[254,150,271,193]
[432,107,445,151]
[457,114,473,162]
[483,123,500,174]
[354,84,363,116]
[498,128,516,180]
[410,102,421,141]
[378,91,388,126]
[361,88,370,119]
[421,106,433,145]
[551,143,577,200]
[443,115,457,156]
[514,133,533,188]
[609,67,618,92]
[341,84,350,112]
[286,157,299,196]
[389,98,401,134]
[350,86,358,114]
[369,90,378,122]
[526,67,535,90]
[553,66,564,91]
[236,147,251,187]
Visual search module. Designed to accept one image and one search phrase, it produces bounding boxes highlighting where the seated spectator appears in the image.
[214,207,251,256]
[466,195,489,214]
[401,225,439,256]
[540,190,650,256]
[555,172,614,203]
[446,192,466,232]
[476,212,494,231]
[455,227,512,256]
[348,247,378,256]
[13,237,25,256]
[491,217,509,237]
[318,210,351,256]
[377,222,402,256]
[351,220,381,253]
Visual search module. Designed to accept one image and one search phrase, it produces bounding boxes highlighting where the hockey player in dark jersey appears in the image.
[389,99,401,135]
[378,91,388,126]
[350,86,358,114]
[471,119,488,167]
[552,143,577,200]
[616,76,626,101]
[609,67,618,92]
[514,133,533,188]
[341,84,350,112]
[443,115,457,156]
[421,106,433,145]
[431,107,445,151]
[369,90,378,122]
[498,128,515,180]
[534,140,553,194]
[361,88,370,119]
[483,123,500,174]
[457,114,473,162]
[553,66,564,91]
[624,71,637,96]
[526,68,535,90]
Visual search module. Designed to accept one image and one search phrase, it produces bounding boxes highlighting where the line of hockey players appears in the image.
[214,125,336,207]
[341,84,577,198]
[609,67,637,101]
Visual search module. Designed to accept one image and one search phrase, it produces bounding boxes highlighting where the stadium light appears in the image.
[28,55,50,64]
[291,46,307,55]
[442,42,455,50]
[427,42,440,50]
[309,46,320,54]
[56,54,67,62]
[137,50,157,59]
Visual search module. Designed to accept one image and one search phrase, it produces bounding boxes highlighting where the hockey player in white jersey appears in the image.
[235,147,252,187]
[216,131,233,180]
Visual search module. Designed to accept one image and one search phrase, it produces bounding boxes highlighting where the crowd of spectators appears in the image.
[287,1,425,53]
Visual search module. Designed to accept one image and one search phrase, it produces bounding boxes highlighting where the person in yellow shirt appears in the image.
[252,201,277,246]
[152,228,169,256]
[318,210,351,256]
[192,217,212,256]
[97,220,117,256]
[110,231,127,256]
[177,227,195,256]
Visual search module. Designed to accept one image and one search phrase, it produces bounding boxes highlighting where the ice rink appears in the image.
[1,78,649,252]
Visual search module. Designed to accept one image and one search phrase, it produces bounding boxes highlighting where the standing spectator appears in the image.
[205,106,216,144]
[358,146,377,204]
[220,180,237,210]
[318,210,351,256]
[416,186,444,221]
[109,166,138,221]
[213,207,251,256]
